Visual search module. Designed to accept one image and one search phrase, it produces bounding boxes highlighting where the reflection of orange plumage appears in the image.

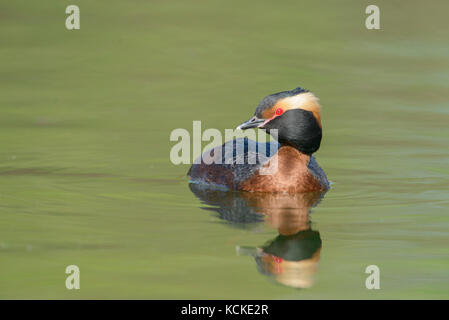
[258,247,321,289]
[236,190,322,232]
[188,87,329,193]
[189,183,325,289]
[257,192,321,234]
[250,191,323,288]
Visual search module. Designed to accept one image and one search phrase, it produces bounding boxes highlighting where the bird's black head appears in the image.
[237,87,323,155]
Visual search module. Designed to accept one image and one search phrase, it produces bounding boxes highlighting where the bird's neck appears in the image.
[277,145,311,171]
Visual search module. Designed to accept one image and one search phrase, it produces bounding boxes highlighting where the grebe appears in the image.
[188,87,329,193]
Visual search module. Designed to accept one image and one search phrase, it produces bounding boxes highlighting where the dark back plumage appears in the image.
[188,137,279,189]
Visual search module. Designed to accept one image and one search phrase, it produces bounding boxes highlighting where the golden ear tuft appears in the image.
[276,92,322,127]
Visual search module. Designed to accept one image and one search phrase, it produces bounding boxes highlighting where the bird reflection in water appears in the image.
[189,183,326,288]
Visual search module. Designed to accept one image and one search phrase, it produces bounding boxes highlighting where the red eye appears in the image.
[273,256,283,263]
[275,108,283,116]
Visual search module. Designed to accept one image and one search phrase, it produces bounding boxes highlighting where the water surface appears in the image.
[1,0,448,299]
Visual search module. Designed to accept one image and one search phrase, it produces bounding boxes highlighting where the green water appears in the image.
[1,0,448,299]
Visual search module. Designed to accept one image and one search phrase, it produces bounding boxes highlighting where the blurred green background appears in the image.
[1,0,448,299]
